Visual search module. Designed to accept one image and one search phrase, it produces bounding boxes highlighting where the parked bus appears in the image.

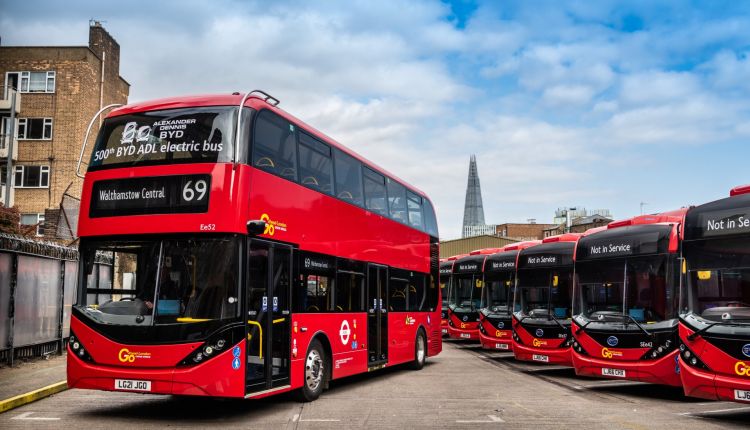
[571,211,686,385]
[440,258,454,337]
[679,185,750,403]
[478,241,539,351]
[512,234,581,365]
[67,91,441,402]
[446,252,487,340]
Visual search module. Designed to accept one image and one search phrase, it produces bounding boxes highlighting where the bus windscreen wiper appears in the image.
[547,312,567,331]
[622,314,654,338]
[687,319,750,341]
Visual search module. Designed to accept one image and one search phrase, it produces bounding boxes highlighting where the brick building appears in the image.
[495,222,558,241]
[0,22,129,236]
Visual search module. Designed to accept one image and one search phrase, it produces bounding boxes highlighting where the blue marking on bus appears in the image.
[233,346,241,358]
[232,357,241,370]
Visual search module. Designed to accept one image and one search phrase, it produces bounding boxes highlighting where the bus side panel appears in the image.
[247,169,430,273]
[291,313,368,383]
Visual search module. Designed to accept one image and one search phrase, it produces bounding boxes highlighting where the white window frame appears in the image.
[20,213,45,236]
[6,71,56,93]
[16,118,53,140]
[13,165,50,188]
[16,71,56,93]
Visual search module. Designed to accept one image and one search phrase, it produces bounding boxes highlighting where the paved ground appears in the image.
[0,354,66,400]
[2,342,750,429]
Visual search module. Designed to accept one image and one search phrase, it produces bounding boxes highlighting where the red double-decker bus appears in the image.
[679,185,750,403]
[512,234,581,365]
[478,241,539,351]
[446,250,499,341]
[67,91,441,401]
[571,210,686,386]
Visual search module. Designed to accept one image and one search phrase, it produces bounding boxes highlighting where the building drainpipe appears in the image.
[99,51,105,124]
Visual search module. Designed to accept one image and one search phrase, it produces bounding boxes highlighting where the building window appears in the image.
[14,165,50,188]
[20,213,45,236]
[12,71,56,93]
[17,118,53,140]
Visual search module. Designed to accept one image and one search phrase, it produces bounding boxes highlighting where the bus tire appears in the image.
[410,329,427,370]
[298,339,326,402]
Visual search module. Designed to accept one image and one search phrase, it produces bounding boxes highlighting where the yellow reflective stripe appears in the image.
[176,317,211,322]
[273,318,285,324]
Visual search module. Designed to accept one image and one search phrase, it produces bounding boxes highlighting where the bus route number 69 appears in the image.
[183,179,208,202]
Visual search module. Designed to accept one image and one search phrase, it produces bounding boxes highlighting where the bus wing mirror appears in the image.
[246,220,267,236]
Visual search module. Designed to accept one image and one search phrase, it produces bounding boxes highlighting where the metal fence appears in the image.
[0,234,79,366]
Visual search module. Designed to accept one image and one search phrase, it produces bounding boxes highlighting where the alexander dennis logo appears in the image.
[497,321,504,329]
[607,336,619,347]
[462,316,468,322]
[743,344,750,358]
[535,328,544,337]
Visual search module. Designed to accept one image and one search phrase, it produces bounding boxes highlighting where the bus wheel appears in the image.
[298,339,326,402]
[410,329,427,370]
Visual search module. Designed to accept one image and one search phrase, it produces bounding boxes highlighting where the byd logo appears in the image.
[735,361,750,377]
[118,348,151,363]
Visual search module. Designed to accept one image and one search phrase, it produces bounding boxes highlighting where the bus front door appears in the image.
[246,239,292,394]
[367,264,388,367]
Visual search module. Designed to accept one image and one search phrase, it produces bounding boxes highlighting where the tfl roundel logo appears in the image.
[607,336,619,347]
[535,328,544,337]
[742,344,750,358]
[497,321,505,329]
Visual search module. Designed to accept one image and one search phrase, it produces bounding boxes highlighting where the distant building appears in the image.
[495,222,558,241]
[0,22,129,236]
[569,214,614,233]
[439,235,518,259]
[552,207,612,233]
[461,155,494,238]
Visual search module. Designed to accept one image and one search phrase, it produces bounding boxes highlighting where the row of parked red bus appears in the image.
[442,186,750,405]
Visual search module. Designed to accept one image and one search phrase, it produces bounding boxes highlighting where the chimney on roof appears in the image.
[88,20,120,76]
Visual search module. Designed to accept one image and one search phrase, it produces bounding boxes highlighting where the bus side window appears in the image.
[386,178,407,224]
[334,272,364,312]
[407,273,426,311]
[406,191,424,230]
[363,167,387,216]
[389,275,408,312]
[252,111,297,180]
[298,131,333,195]
[422,198,439,237]
[333,148,364,206]
[300,274,332,312]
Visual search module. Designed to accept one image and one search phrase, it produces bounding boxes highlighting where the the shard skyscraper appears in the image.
[461,155,487,238]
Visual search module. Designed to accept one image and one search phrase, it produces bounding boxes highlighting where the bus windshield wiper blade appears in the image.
[547,313,567,331]
[575,319,593,336]
[622,314,654,338]
[686,319,750,341]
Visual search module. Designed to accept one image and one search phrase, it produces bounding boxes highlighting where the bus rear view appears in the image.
[680,185,750,403]
[512,234,580,365]
[571,211,685,386]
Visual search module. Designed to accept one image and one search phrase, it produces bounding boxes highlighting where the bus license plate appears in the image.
[532,354,549,362]
[460,333,471,339]
[602,368,626,378]
[735,390,750,401]
[495,343,509,350]
[115,379,151,392]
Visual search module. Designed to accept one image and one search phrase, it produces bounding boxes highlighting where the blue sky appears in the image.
[2,0,749,238]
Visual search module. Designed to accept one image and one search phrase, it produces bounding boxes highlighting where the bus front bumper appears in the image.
[572,349,681,386]
[447,325,479,340]
[479,330,513,351]
[513,341,571,366]
[67,343,246,398]
[679,357,750,403]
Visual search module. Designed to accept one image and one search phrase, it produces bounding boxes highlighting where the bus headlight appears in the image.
[179,325,244,367]
[68,331,93,362]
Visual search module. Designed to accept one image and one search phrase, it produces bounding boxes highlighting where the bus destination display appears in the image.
[90,174,211,217]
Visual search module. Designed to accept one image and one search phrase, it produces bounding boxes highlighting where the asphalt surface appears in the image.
[2,341,750,429]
